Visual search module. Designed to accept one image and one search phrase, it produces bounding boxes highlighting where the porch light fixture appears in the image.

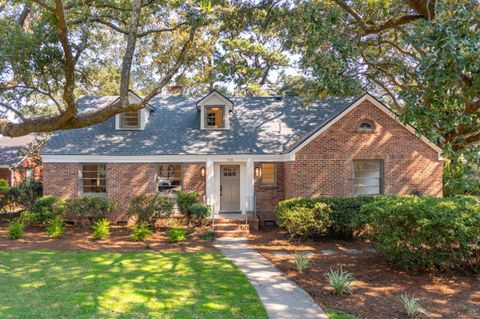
[254,167,261,178]
[200,166,206,177]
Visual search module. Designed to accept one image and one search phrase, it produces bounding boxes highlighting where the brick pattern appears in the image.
[43,163,79,197]
[284,100,443,199]
[182,163,206,200]
[254,162,285,224]
[43,162,205,221]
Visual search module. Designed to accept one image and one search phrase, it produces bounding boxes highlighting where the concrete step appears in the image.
[213,223,250,231]
[214,230,250,238]
[213,218,247,224]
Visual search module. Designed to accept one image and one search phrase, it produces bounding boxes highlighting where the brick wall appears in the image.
[43,162,205,221]
[284,99,443,199]
[254,162,285,224]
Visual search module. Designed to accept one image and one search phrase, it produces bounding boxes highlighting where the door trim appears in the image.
[220,165,241,212]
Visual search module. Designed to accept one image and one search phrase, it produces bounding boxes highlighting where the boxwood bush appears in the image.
[65,196,116,228]
[276,196,376,239]
[27,195,65,226]
[176,191,200,215]
[277,201,332,239]
[358,196,480,272]
[127,193,173,229]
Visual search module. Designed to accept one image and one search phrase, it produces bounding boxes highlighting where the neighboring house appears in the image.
[41,90,443,227]
[0,134,42,187]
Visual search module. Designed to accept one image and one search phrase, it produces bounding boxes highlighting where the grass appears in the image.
[326,309,360,319]
[0,250,267,319]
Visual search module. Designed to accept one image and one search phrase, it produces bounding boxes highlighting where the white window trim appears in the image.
[118,110,141,130]
[204,105,226,129]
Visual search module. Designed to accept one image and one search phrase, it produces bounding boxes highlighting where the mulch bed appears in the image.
[0,226,216,252]
[249,228,480,319]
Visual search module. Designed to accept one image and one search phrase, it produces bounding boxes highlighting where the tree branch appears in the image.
[333,0,423,35]
[54,0,76,119]
[119,0,142,106]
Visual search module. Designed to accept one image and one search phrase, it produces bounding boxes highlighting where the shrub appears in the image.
[131,222,152,242]
[92,219,111,240]
[200,231,216,241]
[9,179,42,210]
[188,203,211,226]
[324,267,354,295]
[276,196,376,239]
[46,215,65,238]
[8,219,24,240]
[168,227,187,243]
[127,193,173,229]
[294,252,310,272]
[399,294,425,318]
[65,196,116,228]
[176,191,200,215]
[277,201,332,239]
[28,195,65,225]
[359,196,480,272]
[0,178,10,192]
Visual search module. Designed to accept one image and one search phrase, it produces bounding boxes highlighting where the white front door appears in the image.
[220,165,241,212]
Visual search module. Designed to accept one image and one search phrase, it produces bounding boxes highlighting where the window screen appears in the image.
[353,160,383,195]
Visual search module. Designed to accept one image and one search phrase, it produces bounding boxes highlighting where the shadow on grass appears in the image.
[0,250,267,319]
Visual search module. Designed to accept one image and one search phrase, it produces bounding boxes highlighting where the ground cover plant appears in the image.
[0,250,267,319]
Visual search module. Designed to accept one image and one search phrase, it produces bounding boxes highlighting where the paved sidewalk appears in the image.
[215,238,328,319]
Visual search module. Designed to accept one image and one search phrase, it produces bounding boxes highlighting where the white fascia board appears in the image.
[41,153,294,163]
[290,94,443,160]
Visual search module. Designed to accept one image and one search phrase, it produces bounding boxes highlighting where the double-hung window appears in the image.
[353,160,383,195]
[81,164,106,194]
[119,111,140,129]
[205,106,225,128]
[158,164,182,193]
[260,163,276,185]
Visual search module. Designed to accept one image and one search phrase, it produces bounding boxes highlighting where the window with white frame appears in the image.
[260,163,276,185]
[205,106,225,128]
[26,168,33,179]
[353,160,383,195]
[119,111,141,129]
[81,164,106,194]
[158,164,182,193]
[358,120,375,131]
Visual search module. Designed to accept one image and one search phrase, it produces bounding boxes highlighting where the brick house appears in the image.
[0,134,42,187]
[41,91,443,227]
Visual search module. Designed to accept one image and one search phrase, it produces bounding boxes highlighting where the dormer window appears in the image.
[197,90,234,130]
[205,106,225,129]
[119,111,141,129]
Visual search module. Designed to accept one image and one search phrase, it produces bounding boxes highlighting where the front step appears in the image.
[214,230,250,238]
[214,223,250,231]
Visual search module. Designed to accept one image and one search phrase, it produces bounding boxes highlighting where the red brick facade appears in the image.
[0,157,43,187]
[254,162,285,224]
[283,99,443,199]
[43,99,443,223]
[43,162,205,221]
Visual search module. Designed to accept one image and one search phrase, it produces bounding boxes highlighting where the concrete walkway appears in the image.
[215,238,328,319]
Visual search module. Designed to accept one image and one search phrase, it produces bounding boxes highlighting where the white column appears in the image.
[246,158,254,211]
[205,159,215,213]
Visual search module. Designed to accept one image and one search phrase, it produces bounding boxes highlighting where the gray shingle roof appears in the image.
[42,95,359,156]
[0,134,36,166]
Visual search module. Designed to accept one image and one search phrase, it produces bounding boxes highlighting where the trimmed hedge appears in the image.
[277,202,332,239]
[358,196,480,272]
[276,196,376,239]
[65,196,117,228]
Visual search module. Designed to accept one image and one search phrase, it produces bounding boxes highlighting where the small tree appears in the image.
[127,193,174,230]
[9,179,42,211]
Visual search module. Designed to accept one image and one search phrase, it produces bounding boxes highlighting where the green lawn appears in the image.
[0,250,267,319]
